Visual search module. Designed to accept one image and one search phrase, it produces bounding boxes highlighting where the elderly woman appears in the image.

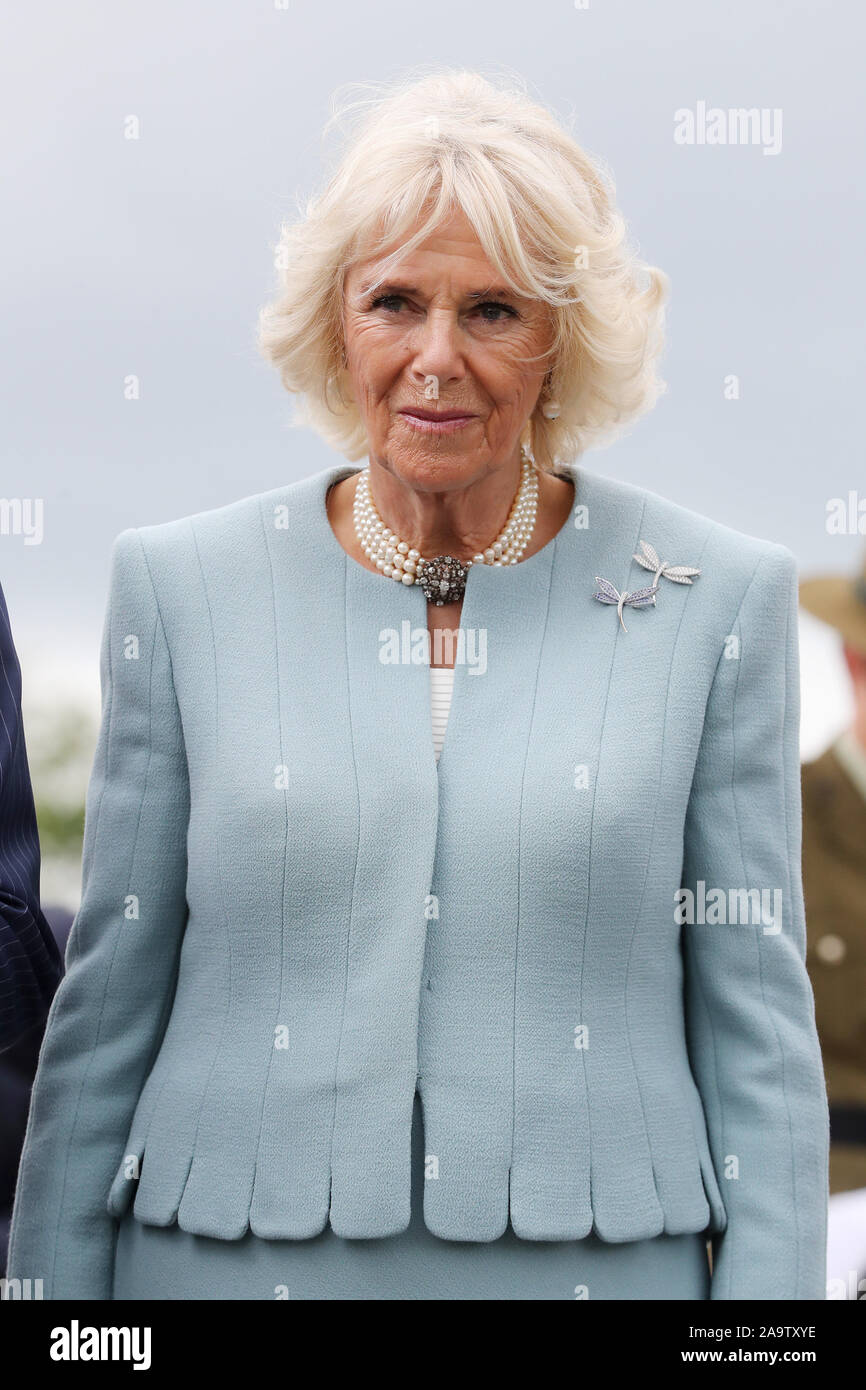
[8,69,828,1301]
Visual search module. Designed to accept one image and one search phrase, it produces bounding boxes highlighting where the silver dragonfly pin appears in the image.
[632,539,701,587]
[592,576,659,632]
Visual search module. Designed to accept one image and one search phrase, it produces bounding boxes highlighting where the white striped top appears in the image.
[429,665,455,764]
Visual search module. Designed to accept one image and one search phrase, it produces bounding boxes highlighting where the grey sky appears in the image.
[2,0,863,756]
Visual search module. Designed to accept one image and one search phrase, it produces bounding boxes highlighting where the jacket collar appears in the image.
[305,456,584,783]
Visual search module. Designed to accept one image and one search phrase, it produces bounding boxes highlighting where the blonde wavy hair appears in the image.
[258,66,668,472]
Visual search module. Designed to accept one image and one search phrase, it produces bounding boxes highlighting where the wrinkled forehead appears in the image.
[343,204,535,303]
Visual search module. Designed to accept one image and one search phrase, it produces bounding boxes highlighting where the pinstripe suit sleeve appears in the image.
[0,581,62,1053]
[6,528,190,1299]
[682,544,830,1300]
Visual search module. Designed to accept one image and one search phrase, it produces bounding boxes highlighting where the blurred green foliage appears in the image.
[26,705,95,863]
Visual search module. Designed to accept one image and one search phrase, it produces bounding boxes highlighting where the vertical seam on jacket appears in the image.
[680,557,738,1246]
[49,529,157,1292]
[122,536,189,1195]
[131,530,192,1166]
[581,493,647,1228]
[730,550,799,1299]
[509,536,557,1188]
[327,553,362,1224]
[623,518,715,1230]
[689,548,771,1299]
[694,553,761,1298]
[249,496,289,1219]
[173,519,235,1221]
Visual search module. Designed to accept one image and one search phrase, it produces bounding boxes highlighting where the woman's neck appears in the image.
[326,457,575,574]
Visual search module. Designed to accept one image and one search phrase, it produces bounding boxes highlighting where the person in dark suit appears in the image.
[0,581,62,1054]
[0,906,73,1274]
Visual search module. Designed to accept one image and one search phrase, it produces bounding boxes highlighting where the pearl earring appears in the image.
[541,397,561,420]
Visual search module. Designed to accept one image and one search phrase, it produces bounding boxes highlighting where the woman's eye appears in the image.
[367,295,517,321]
[370,294,405,313]
[475,300,517,322]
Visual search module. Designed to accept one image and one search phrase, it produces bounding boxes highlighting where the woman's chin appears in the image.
[372,440,507,492]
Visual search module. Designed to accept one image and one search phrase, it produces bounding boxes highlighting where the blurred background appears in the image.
[1,0,863,1293]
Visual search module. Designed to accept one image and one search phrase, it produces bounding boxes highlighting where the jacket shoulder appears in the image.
[573,464,797,597]
[108,472,323,575]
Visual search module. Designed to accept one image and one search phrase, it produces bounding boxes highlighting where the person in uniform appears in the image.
[800,551,866,1295]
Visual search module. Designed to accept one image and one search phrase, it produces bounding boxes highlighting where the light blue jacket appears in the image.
[7,459,829,1299]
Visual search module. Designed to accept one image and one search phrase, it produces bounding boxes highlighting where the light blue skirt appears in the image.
[112,1094,711,1300]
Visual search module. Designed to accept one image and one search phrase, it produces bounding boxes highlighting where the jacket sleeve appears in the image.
[681,544,829,1300]
[6,527,190,1299]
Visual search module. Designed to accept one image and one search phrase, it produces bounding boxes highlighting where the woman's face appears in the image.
[341,208,553,491]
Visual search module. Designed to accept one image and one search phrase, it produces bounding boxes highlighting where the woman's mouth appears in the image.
[398,409,478,434]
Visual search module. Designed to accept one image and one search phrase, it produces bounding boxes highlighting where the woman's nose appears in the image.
[410,309,467,384]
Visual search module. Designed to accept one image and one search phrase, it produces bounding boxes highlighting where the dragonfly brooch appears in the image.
[592,576,659,632]
[632,539,702,588]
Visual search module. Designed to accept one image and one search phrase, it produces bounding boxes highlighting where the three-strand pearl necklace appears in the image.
[352,450,540,605]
